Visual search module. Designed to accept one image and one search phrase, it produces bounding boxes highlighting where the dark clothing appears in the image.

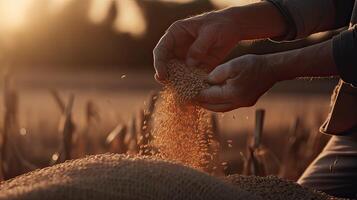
[298,135,357,199]
[264,0,357,198]
[267,0,357,86]
[265,0,357,136]
[333,25,357,86]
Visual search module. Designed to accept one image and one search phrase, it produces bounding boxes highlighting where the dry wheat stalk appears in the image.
[106,124,128,153]
[243,109,279,176]
[1,75,38,180]
[52,94,75,164]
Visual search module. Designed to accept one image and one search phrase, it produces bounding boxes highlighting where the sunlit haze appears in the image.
[114,0,147,37]
[0,0,254,36]
[0,0,33,31]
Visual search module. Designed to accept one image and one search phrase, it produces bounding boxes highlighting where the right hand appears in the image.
[153,10,241,83]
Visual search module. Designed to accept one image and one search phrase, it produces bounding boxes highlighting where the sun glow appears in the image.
[210,0,258,8]
[48,0,73,14]
[0,0,258,35]
[0,0,34,31]
[114,0,146,38]
[88,0,147,37]
[88,0,112,24]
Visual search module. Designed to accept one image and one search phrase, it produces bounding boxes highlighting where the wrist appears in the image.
[214,7,244,40]
[264,52,297,82]
[264,40,337,82]
[220,1,288,40]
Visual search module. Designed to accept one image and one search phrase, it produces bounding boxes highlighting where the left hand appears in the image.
[195,54,278,112]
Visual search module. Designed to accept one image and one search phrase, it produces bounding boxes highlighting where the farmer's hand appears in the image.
[196,55,277,112]
[153,11,240,83]
[153,2,288,83]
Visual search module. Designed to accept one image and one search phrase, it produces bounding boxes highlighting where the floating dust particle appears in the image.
[51,153,59,161]
[151,60,219,171]
[19,128,27,136]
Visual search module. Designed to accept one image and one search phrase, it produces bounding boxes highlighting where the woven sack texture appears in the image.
[224,174,344,200]
[0,154,259,200]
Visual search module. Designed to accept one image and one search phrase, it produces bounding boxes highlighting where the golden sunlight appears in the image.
[0,0,34,31]
[210,0,258,7]
[88,0,146,37]
[88,0,112,24]
[159,0,195,3]
[114,0,146,38]
[48,0,73,14]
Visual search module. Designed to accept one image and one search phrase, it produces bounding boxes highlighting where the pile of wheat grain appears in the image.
[151,60,218,171]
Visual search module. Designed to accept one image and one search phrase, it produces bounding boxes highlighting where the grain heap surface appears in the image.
[0,154,258,200]
[224,175,343,200]
[151,60,218,171]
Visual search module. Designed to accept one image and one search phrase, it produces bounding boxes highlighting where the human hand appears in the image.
[153,10,241,83]
[195,55,277,112]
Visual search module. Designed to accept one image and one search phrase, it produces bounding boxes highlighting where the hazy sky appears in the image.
[0,0,256,37]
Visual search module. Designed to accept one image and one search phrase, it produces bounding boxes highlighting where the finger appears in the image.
[153,32,173,81]
[195,85,233,104]
[197,53,222,71]
[199,103,234,112]
[186,28,215,67]
[207,61,241,84]
[154,74,169,85]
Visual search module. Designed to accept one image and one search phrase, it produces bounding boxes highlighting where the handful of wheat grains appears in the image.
[151,60,218,171]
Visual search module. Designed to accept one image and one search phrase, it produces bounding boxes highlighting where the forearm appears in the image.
[265,0,345,40]
[265,39,338,81]
[220,1,288,40]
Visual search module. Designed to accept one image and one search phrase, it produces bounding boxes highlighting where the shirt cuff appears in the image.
[264,0,336,41]
[264,0,297,41]
[332,24,357,87]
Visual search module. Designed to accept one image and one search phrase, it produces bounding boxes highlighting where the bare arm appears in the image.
[153,1,289,82]
[221,1,288,40]
[196,40,338,112]
[267,39,338,81]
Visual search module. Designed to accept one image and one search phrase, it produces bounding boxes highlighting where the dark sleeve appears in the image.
[265,0,354,40]
[333,0,355,28]
[332,25,357,86]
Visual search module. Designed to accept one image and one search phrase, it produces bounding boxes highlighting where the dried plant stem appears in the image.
[54,94,75,164]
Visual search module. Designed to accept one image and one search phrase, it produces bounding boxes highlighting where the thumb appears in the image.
[186,28,215,67]
[208,62,237,84]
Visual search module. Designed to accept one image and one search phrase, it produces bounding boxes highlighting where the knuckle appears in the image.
[169,20,184,31]
[225,63,235,75]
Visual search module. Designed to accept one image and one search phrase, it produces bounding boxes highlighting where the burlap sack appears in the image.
[0,154,259,200]
[224,175,342,200]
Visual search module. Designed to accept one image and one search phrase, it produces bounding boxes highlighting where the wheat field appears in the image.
[0,68,335,181]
